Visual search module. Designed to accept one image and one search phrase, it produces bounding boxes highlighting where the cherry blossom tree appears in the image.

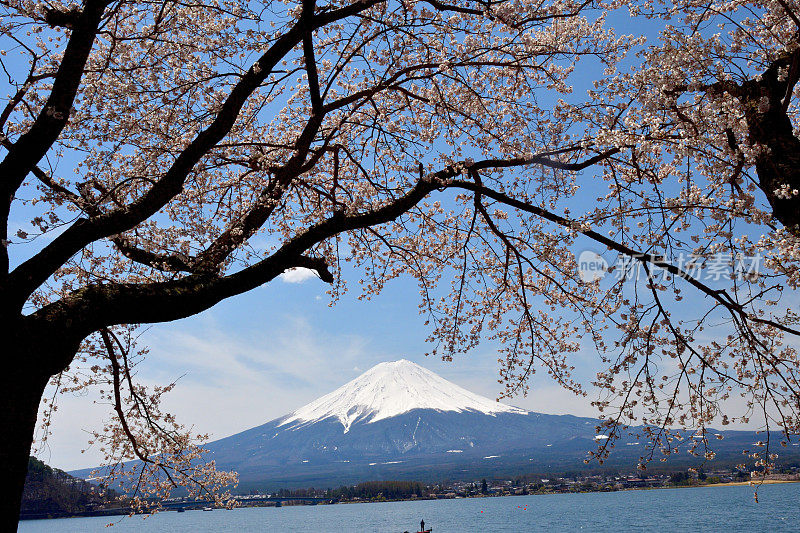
[2,0,800,525]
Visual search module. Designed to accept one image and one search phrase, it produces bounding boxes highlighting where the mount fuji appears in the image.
[203,360,618,488]
[278,359,528,432]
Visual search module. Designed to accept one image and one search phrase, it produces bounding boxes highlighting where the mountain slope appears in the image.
[208,408,608,488]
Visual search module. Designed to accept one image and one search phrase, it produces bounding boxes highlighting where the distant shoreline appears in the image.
[705,479,800,488]
[20,478,800,521]
[593,478,800,494]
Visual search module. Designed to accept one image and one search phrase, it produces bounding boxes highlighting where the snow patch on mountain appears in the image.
[279,359,527,433]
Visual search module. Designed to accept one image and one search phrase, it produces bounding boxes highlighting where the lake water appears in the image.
[18,483,800,532]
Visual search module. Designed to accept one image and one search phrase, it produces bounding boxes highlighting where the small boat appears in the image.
[202,507,214,511]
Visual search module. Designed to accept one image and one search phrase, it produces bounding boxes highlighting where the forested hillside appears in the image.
[21,457,115,519]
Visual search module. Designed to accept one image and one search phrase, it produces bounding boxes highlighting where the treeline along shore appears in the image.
[21,457,800,521]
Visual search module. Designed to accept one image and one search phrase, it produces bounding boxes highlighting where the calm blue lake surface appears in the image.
[18,483,800,532]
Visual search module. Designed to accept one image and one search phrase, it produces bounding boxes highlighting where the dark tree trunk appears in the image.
[0,335,51,531]
[739,53,800,237]
[747,105,800,235]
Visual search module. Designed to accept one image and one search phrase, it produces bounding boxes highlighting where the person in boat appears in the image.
[413,518,430,533]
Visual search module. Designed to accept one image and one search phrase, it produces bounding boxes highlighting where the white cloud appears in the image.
[280,267,319,283]
[135,318,371,436]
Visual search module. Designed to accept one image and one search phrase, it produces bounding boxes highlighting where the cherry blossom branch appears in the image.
[302,0,323,117]
[99,328,227,502]
[6,0,385,304]
[0,0,113,252]
[101,329,178,490]
[29,149,611,371]
[774,0,800,29]
[449,177,800,338]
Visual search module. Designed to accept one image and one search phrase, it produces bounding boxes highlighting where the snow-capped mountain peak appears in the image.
[278,359,527,433]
